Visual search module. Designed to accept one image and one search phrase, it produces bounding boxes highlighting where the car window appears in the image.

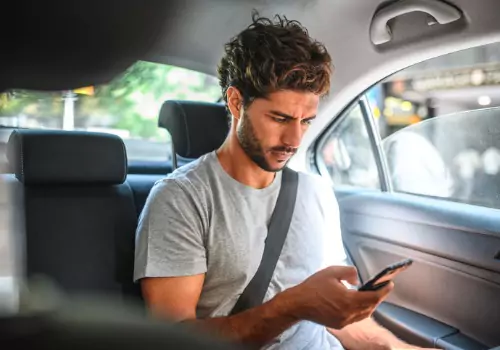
[0,61,221,162]
[382,107,500,208]
[318,41,500,210]
[318,103,380,189]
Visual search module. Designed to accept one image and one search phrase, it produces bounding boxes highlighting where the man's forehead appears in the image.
[260,90,320,110]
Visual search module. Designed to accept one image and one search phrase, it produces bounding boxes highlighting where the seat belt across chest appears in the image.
[230,167,299,315]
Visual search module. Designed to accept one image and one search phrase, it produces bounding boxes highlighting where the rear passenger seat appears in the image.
[4,100,229,302]
[158,100,229,169]
[7,129,141,299]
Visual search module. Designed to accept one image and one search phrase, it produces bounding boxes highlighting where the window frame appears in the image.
[313,41,500,211]
[358,94,392,192]
[313,95,391,192]
[313,86,500,211]
[313,100,357,178]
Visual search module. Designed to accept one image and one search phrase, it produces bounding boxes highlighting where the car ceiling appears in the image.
[3,0,500,169]
[144,0,500,169]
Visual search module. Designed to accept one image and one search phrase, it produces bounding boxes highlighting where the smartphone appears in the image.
[358,258,413,291]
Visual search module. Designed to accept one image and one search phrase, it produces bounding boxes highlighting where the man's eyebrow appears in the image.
[268,110,316,120]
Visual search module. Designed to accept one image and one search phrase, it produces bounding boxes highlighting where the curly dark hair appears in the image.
[218,11,333,110]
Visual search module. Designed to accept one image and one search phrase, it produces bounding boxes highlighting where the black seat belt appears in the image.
[230,167,299,315]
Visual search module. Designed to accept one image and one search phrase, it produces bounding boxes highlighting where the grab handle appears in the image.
[370,0,462,45]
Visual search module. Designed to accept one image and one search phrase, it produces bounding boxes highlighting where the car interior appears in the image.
[1,0,499,349]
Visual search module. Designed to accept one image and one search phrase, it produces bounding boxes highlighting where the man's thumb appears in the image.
[327,265,359,285]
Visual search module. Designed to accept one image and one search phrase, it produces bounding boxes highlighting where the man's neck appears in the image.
[216,135,275,189]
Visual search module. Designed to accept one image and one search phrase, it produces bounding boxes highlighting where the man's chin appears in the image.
[259,159,290,173]
[248,153,291,173]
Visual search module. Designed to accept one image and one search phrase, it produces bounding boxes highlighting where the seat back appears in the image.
[7,130,140,299]
[158,100,229,169]
[127,174,163,218]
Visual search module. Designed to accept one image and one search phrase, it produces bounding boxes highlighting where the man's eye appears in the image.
[272,117,287,123]
[302,119,314,125]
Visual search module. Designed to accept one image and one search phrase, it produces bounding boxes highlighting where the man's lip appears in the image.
[271,150,294,159]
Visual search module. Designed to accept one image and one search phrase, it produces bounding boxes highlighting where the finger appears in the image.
[352,310,372,324]
[349,289,383,305]
[327,266,359,285]
[374,281,394,299]
[354,281,395,304]
[352,298,378,316]
[350,294,391,313]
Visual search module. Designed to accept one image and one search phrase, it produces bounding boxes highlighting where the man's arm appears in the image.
[141,266,394,349]
[141,275,298,347]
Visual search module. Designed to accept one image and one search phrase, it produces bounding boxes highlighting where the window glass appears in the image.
[0,61,221,162]
[367,42,500,209]
[382,108,500,207]
[318,103,380,189]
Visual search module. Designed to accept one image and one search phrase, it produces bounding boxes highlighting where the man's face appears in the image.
[234,90,319,172]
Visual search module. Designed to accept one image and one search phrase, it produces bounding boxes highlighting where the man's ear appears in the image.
[226,86,243,121]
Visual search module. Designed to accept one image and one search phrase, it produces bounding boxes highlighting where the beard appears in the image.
[236,111,297,172]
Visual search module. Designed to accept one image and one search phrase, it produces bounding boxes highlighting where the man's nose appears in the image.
[282,121,303,148]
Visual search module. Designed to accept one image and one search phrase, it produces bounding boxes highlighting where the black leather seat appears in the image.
[3,100,228,301]
[158,100,229,170]
[7,129,140,299]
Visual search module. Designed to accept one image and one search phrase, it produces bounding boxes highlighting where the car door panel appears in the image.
[437,332,492,350]
[335,187,500,348]
[375,302,459,349]
[375,303,488,350]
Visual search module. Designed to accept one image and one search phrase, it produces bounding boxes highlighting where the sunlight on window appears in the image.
[0,61,222,162]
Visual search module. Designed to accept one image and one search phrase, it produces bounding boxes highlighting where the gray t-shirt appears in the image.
[134,151,348,349]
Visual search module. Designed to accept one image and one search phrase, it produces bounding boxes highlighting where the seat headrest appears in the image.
[7,129,127,185]
[158,100,229,159]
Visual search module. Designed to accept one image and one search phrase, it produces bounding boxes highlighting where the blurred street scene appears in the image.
[321,42,500,209]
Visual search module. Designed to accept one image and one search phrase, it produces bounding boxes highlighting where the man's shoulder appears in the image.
[151,153,216,198]
[296,170,332,193]
[294,170,338,211]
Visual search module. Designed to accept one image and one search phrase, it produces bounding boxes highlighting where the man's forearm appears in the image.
[182,290,299,348]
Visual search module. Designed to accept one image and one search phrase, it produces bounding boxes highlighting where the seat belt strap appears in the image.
[230,167,299,315]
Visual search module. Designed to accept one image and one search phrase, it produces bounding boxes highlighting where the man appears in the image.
[134,13,436,350]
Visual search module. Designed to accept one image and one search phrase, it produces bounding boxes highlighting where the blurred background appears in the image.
[320,41,500,210]
[0,62,221,166]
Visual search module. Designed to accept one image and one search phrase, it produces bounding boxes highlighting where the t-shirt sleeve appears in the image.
[133,178,207,282]
[318,179,351,269]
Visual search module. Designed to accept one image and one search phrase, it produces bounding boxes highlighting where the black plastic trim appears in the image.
[374,302,457,347]
[375,303,489,350]
[127,160,173,175]
[437,333,489,350]
[359,95,391,192]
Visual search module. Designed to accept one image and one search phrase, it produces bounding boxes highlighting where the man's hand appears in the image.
[284,266,393,329]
